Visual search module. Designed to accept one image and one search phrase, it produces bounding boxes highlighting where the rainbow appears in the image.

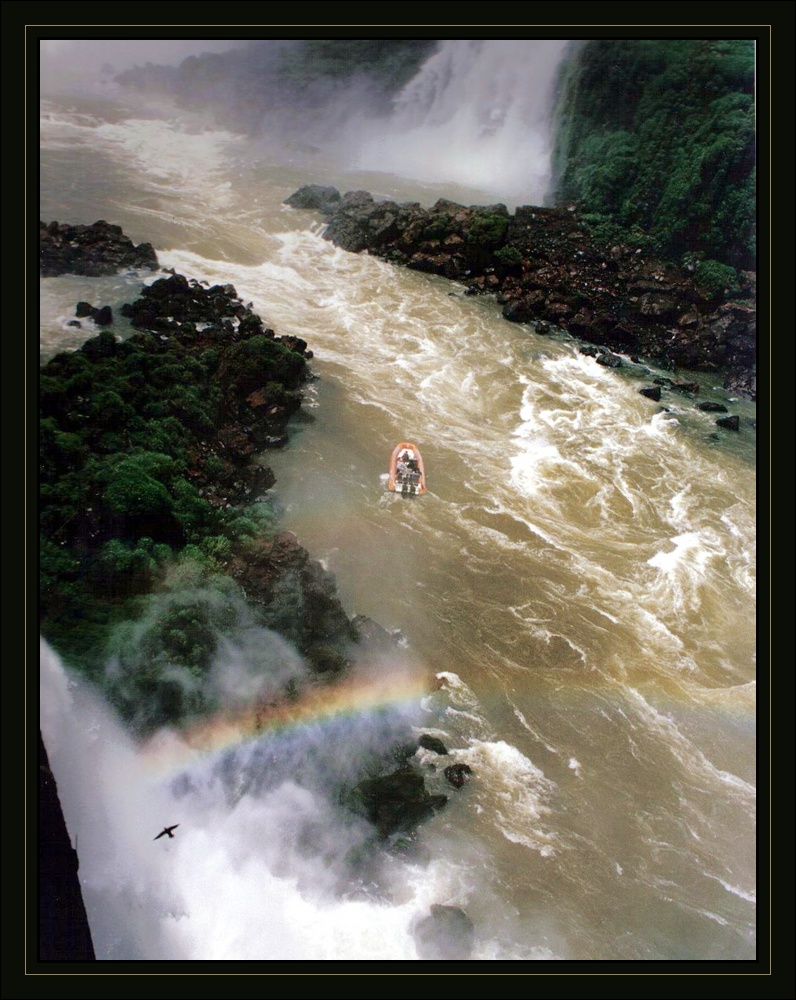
[140,669,430,776]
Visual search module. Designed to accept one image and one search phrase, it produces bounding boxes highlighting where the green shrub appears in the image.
[467,214,509,246]
[553,39,755,267]
[694,259,740,299]
[495,245,523,268]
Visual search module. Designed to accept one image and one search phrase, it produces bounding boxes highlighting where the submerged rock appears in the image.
[413,905,476,960]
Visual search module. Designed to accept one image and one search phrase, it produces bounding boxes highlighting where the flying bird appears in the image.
[154,825,179,840]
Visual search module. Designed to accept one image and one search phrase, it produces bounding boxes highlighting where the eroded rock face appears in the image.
[414,905,476,960]
[40,220,159,276]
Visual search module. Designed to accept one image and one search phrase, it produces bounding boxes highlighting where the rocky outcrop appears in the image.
[283,184,342,214]
[76,302,114,325]
[40,257,348,677]
[286,187,756,400]
[120,272,313,456]
[40,220,158,276]
[347,767,448,838]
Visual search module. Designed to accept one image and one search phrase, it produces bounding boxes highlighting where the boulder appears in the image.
[639,386,662,401]
[444,763,473,789]
[283,185,341,213]
[418,734,449,755]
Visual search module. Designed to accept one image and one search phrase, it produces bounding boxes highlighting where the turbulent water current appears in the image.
[38,79,757,964]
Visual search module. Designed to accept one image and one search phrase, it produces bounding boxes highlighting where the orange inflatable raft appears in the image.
[388,442,427,496]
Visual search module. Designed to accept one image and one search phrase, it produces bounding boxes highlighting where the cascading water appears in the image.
[38,38,756,964]
[355,40,572,206]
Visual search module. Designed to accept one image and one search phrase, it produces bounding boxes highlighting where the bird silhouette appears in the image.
[154,825,179,840]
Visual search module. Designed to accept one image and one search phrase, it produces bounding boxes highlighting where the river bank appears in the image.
[286,185,756,402]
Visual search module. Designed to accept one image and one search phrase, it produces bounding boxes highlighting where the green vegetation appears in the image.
[39,286,306,684]
[494,245,523,269]
[553,40,755,268]
[466,211,510,268]
[467,213,509,246]
[102,568,245,732]
[693,258,741,300]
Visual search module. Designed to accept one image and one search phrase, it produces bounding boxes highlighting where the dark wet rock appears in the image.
[283,184,341,213]
[75,302,114,325]
[444,763,473,789]
[595,352,623,368]
[639,385,662,401]
[347,767,448,838]
[418,734,449,755]
[716,414,740,431]
[40,220,158,276]
[119,274,311,457]
[414,905,475,960]
[697,401,729,412]
[671,381,700,395]
[66,320,81,328]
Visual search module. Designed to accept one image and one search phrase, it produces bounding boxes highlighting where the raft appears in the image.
[388,441,427,496]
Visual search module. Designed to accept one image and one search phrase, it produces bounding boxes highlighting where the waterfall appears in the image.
[356,40,572,206]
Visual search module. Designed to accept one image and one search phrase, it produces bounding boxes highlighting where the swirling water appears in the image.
[39,89,756,963]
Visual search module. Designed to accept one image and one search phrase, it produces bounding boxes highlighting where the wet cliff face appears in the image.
[39,732,96,961]
[550,39,755,271]
[289,187,756,400]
